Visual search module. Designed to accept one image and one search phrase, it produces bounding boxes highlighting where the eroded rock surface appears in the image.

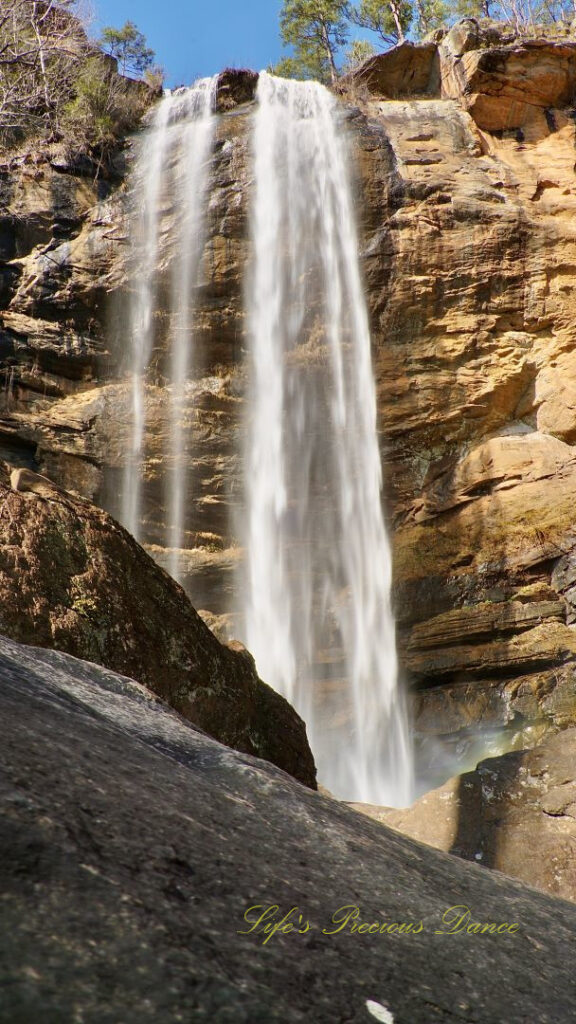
[3,44,576,761]
[353,40,576,751]
[0,461,315,787]
[354,727,576,904]
[1,633,575,1023]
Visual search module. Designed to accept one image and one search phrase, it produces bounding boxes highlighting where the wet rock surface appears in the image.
[1,632,576,1024]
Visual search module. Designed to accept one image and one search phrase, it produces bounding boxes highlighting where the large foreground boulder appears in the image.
[1,634,576,1023]
[0,465,315,787]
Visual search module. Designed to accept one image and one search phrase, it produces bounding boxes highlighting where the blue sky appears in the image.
[90,0,288,86]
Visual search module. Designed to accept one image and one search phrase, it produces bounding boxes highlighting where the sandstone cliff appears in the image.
[3,39,576,775]
[354,27,576,763]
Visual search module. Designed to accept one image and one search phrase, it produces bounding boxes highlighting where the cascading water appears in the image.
[119,69,412,805]
[243,72,413,806]
[121,77,217,582]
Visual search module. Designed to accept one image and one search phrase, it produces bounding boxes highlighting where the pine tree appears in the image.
[99,20,154,77]
[276,0,350,84]
[349,0,414,46]
[344,37,377,71]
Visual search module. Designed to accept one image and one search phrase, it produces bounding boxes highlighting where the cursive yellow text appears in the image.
[434,905,519,935]
[323,905,424,936]
[238,904,311,945]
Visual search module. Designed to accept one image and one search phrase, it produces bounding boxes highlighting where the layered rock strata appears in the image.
[3,42,576,763]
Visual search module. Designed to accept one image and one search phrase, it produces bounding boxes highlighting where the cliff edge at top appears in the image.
[347,19,576,137]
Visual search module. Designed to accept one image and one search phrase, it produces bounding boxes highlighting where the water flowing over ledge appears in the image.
[122,77,218,584]
[242,72,413,805]
[120,71,413,806]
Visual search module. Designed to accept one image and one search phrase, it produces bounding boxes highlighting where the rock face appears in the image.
[347,41,441,97]
[2,632,576,1023]
[0,461,316,788]
[441,35,576,135]
[354,726,576,905]
[4,43,576,773]
[348,29,576,762]
[0,142,127,498]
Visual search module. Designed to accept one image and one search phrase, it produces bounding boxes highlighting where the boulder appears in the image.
[355,727,576,904]
[345,41,440,98]
[0,462,316,788]
[1,633,576,1023]
[216,68,259,110]
[441,39,576,133]
[346,29,576,135]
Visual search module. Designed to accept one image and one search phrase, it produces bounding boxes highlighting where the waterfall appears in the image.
[243,72,413,806]
[119,69,412,806]
[121,77,217,583]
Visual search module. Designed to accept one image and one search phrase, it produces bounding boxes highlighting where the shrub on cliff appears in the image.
[0,0,89,148]
[0,1,157,166]
[61,54,152,167]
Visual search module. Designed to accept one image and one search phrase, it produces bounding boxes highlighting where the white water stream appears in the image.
[243,73,413,805]
[121,71,413,805]
[121,77,217,583]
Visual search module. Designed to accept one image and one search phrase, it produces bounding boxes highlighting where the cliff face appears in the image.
[3,38,576,759]
[355,29,576,751]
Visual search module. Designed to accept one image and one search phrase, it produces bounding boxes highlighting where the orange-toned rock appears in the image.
[4,37,576,770]
[345,41,440,98]
[353,727,576,903]
[442,40,576,134]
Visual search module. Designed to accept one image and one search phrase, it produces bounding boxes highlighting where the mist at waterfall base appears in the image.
[119,72,413,808]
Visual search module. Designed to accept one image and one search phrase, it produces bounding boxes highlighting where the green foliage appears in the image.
[271,48,333,80]
[0,0,89,148]
[350,0,413,44]
[451,0,572,23]
[0,3,156,164]
[99,20,155,77]
[413,0,450,34]
[270,55,314,79]
[278,0,350,83]
[343,38,377,71]
[62,55,148,154]
[143,65,165,95]
[275,0,576,84]
[452,0,572,20]
[65,60,115,146]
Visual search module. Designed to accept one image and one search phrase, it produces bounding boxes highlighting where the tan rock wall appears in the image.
[3,48,576,761]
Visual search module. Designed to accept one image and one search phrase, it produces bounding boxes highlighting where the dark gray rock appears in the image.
[0,470,315,789]
[1,633,575,1024]
[216,68,259,110]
